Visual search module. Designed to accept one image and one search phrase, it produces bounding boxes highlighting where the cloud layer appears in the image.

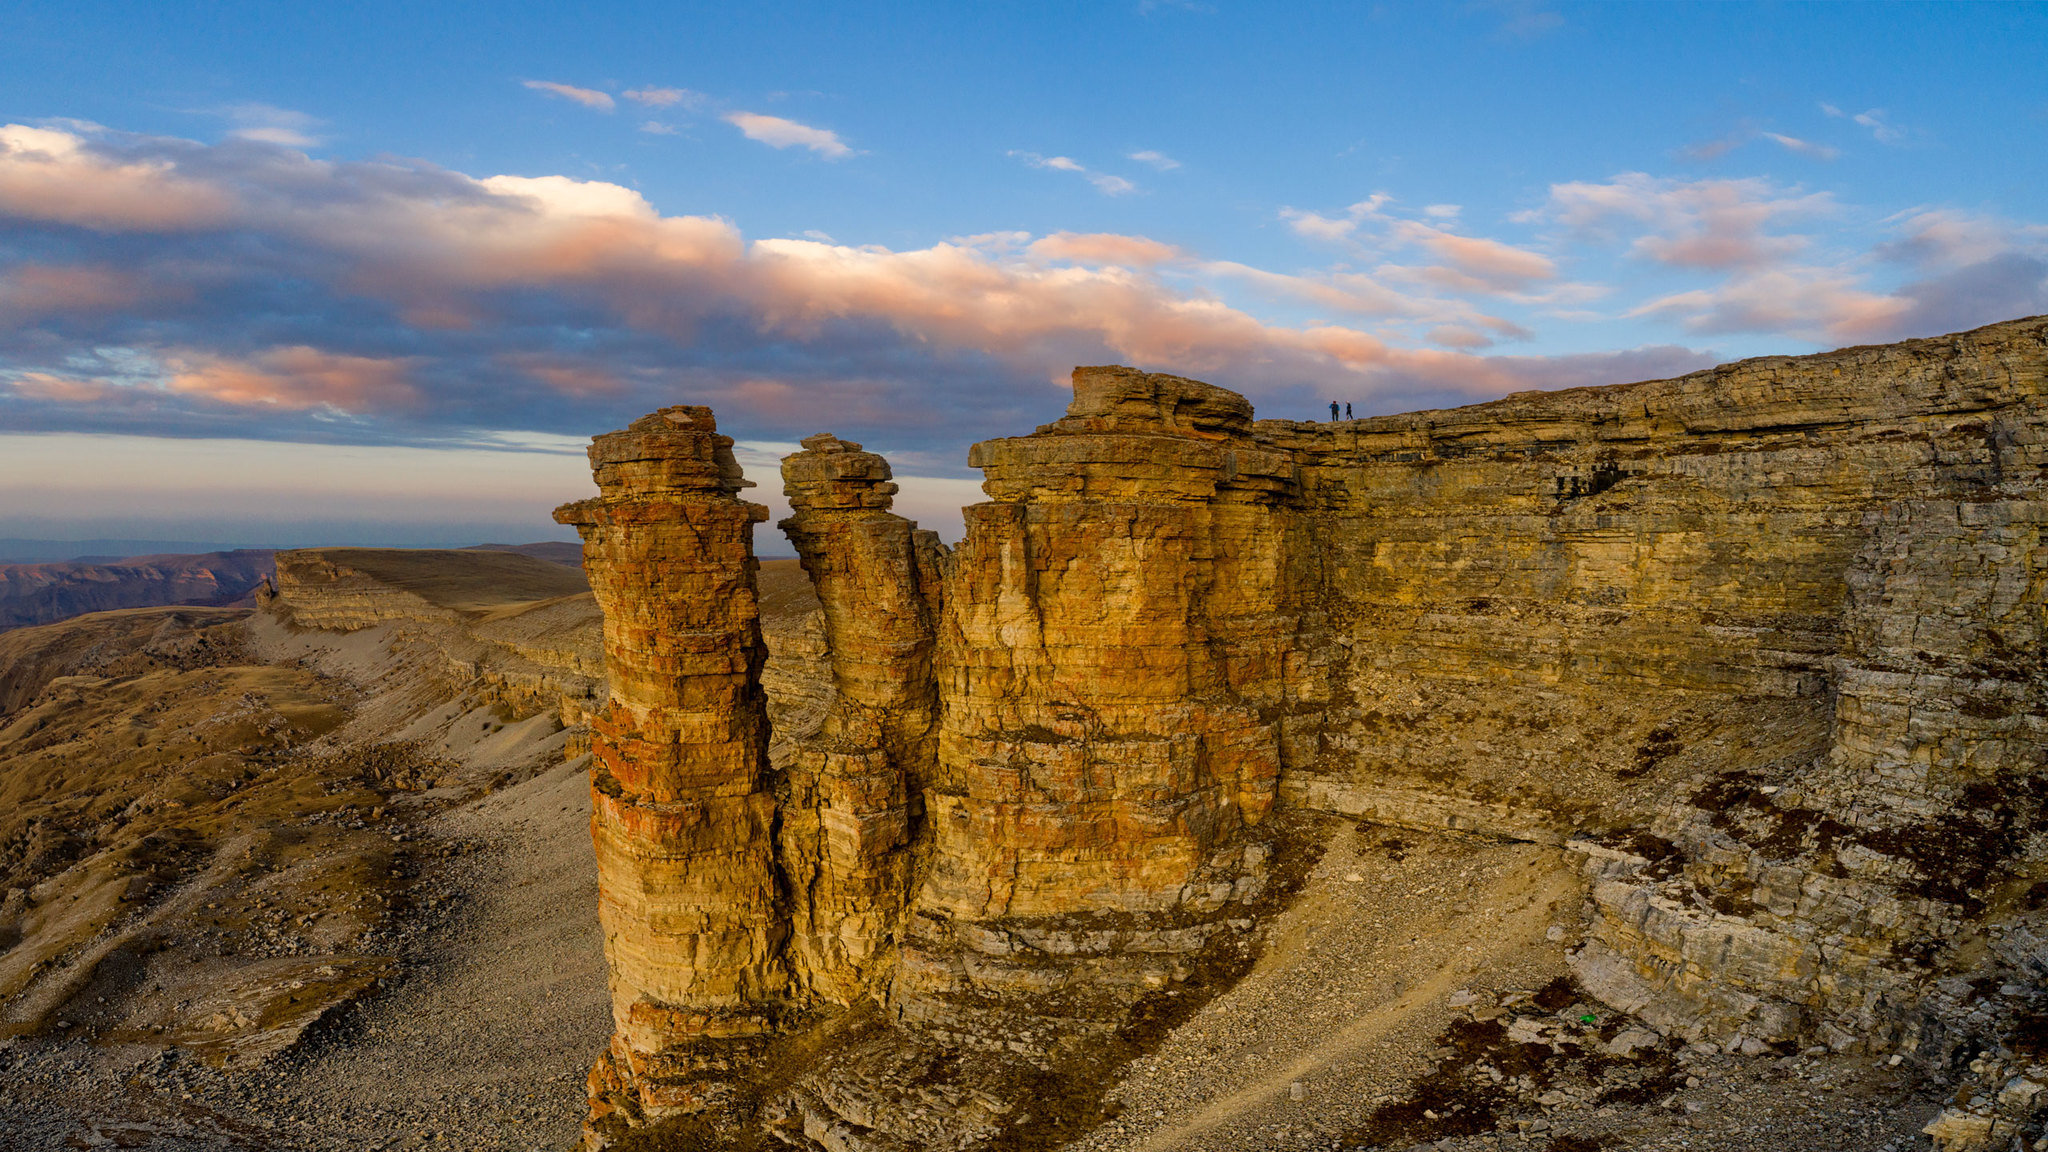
[1,124,2041,475]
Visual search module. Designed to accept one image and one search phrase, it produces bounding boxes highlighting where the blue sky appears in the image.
[1,1,2044,548]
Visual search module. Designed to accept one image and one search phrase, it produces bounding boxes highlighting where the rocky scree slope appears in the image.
[0,548,616,1147]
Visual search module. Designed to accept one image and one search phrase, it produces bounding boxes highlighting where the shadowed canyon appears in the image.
[3,316,2046,1152]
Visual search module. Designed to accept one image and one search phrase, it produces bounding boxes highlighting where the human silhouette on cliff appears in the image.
[1345,402,1353,419]
[1329,401,1339,421]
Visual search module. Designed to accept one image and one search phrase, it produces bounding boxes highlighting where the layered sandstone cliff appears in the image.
[1252,320,2047,1079]
[896,367,1313,1053]
[776,434,941,1005]
[553,407,792,1129]
[562,315,2048,1151]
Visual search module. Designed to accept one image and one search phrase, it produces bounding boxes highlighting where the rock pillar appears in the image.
[776,434,942,1004]
[553,406,787,1136]
[897,366,1301,1050]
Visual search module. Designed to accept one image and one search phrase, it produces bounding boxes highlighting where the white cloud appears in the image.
[1281,194,1392,244]
[723,111,853,159]
[640,121,678,136]
[1761,132,1839,161]
[522,81,615,112]
[475,174,656,219]
[223,104,322,148]
[1128,149,1181,171]
[1822,102,1905,145]
[1534,173,1832,269]
[623,87,702,109]
[1483,0,1563,38]
[1853,109,1904,145]
[1010,152,1138,196]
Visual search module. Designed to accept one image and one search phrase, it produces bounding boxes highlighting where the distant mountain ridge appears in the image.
[0,551,278,632]
[0,538,240,564]
[0,542,586,633]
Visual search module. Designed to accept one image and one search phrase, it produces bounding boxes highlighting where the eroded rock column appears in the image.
[898,366,1302,1051]
[553,406,787,1137]
[774,435,944,1004]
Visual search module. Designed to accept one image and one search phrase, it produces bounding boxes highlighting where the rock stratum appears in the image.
[557,316,2048,1151]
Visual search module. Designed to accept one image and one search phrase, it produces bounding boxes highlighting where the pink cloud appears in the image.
[1028,232,1184,266]
[1388,221,1556,293]
[6,372,134,404]
[165,347,422,412]
[1629,267,1911,343]
[1205,260,1441,320]
[723,112,853,159]
[502,356,631,397]
[0,127,1734,433]
[1406,226,1554,284]
[1878,209,2043,271]
[0,124,234,232]
[522,81,615,112]
[1537,173,1831,270]
[1427,324,1495,350]
[1282,199,1558,302]
[0,264,155,317]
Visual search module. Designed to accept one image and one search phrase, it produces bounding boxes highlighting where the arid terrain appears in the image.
[0,572,1961,1152]
[5,318,2047,1152]
[0,552,824,1150]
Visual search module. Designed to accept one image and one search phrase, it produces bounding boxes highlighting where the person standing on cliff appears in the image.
[1329,401,1339,421]
[1345,402,1353,419]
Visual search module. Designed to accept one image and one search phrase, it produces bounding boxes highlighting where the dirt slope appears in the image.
[0,554,606,1150]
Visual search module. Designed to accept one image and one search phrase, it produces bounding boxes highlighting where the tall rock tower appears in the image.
[894,365,1311,1050]
[775,434,944,1004]
[553,406,787,1135]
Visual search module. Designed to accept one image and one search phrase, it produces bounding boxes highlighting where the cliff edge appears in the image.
[557,315,2048,1152]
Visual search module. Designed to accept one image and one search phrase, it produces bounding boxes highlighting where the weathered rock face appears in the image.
[564,316,2048,1150]
[776,434,943,1005]
[552,407,788,1130]
[896,366,1314,1052]
[1255,317,2047,1091]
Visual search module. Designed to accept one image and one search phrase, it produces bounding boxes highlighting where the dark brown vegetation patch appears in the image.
[1339,977,1683,1149]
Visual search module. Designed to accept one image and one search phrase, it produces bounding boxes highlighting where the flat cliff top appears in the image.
[278,547,590,615]
[1254,313,2048,445]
